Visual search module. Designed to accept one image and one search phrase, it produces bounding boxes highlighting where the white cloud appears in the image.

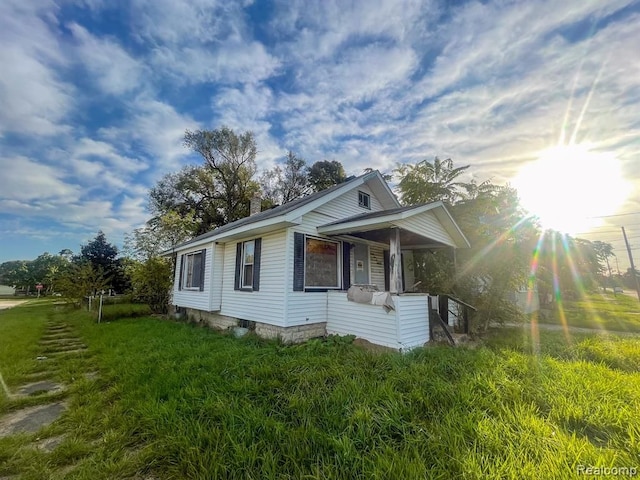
[0,1,74,136]
[68,23,147,95]
[0,156,79,201]
[271,0,435,61]
[150,40,280,86]
[98,96,200,175]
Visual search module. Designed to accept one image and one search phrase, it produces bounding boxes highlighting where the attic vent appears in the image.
[358,191,371,209]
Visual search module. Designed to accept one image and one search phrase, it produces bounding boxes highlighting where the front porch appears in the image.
[326,291,430,350]
[319,202,473,350]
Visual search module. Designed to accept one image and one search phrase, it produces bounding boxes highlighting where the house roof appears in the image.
[318,201,471,249]
[166,170,399,252]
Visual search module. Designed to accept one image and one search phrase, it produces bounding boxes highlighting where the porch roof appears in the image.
[317,201,470,249]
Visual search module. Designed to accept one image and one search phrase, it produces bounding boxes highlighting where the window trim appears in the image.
[303,235,342,290]
[240,240,255,290]
[358,190,371,209]
[181,251,203,290]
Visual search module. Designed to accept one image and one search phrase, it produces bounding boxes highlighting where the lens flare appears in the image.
[512,144,631,235]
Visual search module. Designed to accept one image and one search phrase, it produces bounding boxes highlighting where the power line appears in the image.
[587,211,640,219]
[573,225,640,234]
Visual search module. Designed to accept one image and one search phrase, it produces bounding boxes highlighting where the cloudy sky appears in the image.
[1,0,639,269]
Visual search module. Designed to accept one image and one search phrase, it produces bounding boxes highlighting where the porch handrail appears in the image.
[431,309,455,346]
[446,294,477,311]
[438,294,476,334]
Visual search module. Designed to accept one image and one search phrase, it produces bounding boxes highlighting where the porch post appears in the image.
[389,227,403,294]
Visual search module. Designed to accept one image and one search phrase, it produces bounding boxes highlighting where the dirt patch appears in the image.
[0,402,67,437]
[353,338,397,353]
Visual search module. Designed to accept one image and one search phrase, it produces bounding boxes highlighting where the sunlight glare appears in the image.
[512,144,631,235]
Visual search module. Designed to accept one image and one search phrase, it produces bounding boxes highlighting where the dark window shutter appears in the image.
[383,250,390,292]
[293,232,305,292]
[199,249,206,291]
[234,243,242,291]
[178,254,185,290]
[252,238,262,291]
[342,242,351,290]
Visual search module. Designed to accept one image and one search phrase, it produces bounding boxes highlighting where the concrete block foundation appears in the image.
[178,307,326,344]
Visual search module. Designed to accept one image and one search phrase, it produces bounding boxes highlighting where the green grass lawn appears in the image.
[1,303,639,479]
[536,292,640,333]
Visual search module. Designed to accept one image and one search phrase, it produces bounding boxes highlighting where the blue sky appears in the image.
[1,0,639,268]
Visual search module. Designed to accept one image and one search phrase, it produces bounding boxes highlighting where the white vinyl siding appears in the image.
[327,292,430,350]
[396,295,430,349]
[220,231,287,326]
[210,244,224,311]
[316,184,384,218]
[395,211,456,247]
[326,291,399,349]
[172,244,213,311]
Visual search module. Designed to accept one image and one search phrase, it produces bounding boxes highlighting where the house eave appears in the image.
[318,202,470,249]
[166,217,302,253]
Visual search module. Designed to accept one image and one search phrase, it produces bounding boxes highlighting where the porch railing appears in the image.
[438,294,477,334]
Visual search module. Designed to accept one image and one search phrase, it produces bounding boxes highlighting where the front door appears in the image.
[353,243,370,284]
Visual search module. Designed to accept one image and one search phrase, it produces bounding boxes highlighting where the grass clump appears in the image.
[92,303,152,322]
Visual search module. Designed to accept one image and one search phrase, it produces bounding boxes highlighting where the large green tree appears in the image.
[137,127,261,258]
[396,157,471,205]
[307,160,347,192]
[395,158,537,329]
[260,151,309,206]
[148,165,222,238]
[79,231,129,294]
[183,127,259,224]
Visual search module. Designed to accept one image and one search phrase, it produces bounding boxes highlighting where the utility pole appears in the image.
[621,226,640,302]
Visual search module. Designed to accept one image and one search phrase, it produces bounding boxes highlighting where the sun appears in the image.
[512,144,631,235]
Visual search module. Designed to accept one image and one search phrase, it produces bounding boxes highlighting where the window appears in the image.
[305,237,340,288]
[234,238,262,291]
[241,240,255,288]
[181,250,204,290]
[358,190,371,209]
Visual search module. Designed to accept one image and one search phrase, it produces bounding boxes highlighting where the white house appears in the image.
[167,171,470,350]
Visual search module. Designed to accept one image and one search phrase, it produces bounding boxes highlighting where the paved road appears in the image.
[0,300,28,310]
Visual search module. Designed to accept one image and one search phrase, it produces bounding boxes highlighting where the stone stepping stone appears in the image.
[0,402,67,437]
[34,434,66,452]
[40,335,78,342]
[47,348,90,357]
[40,337,81,344]
[16,380,64,397]
[46,326,72,332]
[42,332,74,338]
[42,343,86,351]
